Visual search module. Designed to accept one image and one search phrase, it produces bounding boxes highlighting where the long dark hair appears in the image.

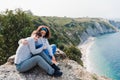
[31,30,41,37]
[36,25,51,38]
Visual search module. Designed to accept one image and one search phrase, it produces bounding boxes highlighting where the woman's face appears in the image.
[33,35,39,41]
[40,30,46,37]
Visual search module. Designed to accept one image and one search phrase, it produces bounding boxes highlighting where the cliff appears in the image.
[0,49,111,80]
[38,17,119,45]
[79,19,118,43]
[109,20,120,29]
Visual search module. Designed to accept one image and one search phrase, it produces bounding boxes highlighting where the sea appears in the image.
[87,31,120,80]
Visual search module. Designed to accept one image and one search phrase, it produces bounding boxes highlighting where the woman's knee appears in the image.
[51,44,56,48]
[32,55,43,62]
[15,64,27,72]
[51,44,57,54]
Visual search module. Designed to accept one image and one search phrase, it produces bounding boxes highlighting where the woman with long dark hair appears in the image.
[17,25,62,76]
[35,25,58,65]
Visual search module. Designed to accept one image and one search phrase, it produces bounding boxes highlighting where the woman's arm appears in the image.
[45,39,57,61]
[18,38,28,45]
[28,38,45,55]
[45,39,54,56]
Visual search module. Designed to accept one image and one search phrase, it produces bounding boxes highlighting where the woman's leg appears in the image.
[16,55,54,75]
[39,51,53,65]
[43,44,57,59]
[39,51,60,71]
[51,44,57,55]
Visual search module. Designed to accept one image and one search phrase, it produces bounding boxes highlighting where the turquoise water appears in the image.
[88,32,120,80]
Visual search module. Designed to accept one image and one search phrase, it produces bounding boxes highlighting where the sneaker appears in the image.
[51,64,60,70]
[53,70,63,77]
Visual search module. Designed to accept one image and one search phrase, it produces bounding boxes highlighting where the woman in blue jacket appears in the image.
[35,25,58,65]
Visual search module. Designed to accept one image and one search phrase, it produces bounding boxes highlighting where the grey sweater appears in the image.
[14,37,44,64]
[18,37,54,56]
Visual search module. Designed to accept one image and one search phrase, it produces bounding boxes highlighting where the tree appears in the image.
[0,9,34,65]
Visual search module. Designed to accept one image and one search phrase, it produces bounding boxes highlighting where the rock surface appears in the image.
[0,49,111,80]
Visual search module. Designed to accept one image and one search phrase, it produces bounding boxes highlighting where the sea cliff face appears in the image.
[109,20,120,28]
[80,19,118,43]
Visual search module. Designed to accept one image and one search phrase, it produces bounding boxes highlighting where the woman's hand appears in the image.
[43,46,47,49]
[52,56,56,61]
[52,56,59,65]
[21,39,28,45]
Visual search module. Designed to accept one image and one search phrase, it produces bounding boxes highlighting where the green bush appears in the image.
[64,45,83,66]
[57,43,65,50]
[92,75,98,80]
[0,9,35,65]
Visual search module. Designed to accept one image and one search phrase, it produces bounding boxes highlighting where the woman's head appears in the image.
[36,25,51,38]
[31,30,41,41]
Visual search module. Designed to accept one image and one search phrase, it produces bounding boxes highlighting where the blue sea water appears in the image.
[88,32,120,80]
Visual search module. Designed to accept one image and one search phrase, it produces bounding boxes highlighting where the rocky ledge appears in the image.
[0,49,111,80]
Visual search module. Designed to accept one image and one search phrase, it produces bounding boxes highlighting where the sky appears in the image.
[0,0,120,19]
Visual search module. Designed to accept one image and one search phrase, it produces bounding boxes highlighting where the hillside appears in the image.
[0,9,119,65]
[36,17,118,44]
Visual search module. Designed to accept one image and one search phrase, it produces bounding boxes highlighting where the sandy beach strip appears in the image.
[78,37,95,71]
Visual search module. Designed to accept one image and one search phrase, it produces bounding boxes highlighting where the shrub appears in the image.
[0,9,34,65]
[64,45,83,66]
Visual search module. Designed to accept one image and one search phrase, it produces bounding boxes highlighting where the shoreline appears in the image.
[78,37,95,72]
